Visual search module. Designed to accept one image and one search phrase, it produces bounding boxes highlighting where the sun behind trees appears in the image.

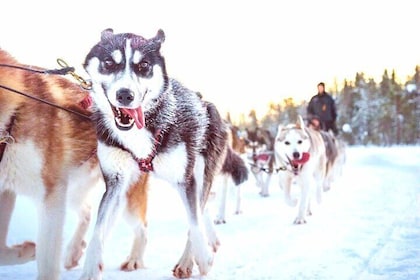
[228,67,420,146]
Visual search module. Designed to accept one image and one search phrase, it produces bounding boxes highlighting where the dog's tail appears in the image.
[221,147,249,186]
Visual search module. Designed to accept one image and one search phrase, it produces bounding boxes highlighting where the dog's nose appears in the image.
[293,152,300,159]
[116,88,134,106]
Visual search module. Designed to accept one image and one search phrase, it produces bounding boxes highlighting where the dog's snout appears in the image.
[116,88,134,105]
[293,152,300,159]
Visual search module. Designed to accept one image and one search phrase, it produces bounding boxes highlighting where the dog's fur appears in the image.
[0,49,152,280]
[274,115,327,224]
[0,49,103,279]
[80,28,246,279]
[245,127,275,197]
[308,122,346,191]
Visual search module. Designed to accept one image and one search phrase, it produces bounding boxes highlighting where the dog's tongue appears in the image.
[121,107,144,129]
[292,152,310,165]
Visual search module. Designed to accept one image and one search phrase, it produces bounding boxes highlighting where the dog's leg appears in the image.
[172,239,194,278]
[173,178,213,278]
[120,222,147,271]
[214,175,229,224]
[294,178,312,224]
[64,203,91,270]
[281,176,297,207]
[323,163,333,192]
[80,178,127,280]
[174,197,219,279]
[204,207,220,252]
[0,190,36,265]
[37,188,67,280]
[120,174,149,271]
[255,171,265,196]
[260,172,273,197]
[65,164,102,270]
[234,181,242,215]
[173,208,219,278]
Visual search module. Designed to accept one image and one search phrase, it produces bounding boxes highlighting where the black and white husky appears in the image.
[80,28,247,279]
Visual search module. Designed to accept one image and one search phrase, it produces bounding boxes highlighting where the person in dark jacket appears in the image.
[307,82,338,134]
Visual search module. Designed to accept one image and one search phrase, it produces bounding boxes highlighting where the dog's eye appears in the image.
[140,61,149,69]
[137,61,150,73]
[298,140,302,144]
[285,141,290,145]
[103,58,116,70]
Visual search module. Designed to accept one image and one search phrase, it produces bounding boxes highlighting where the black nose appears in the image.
[293,152,300,159]
[116,88,134,105]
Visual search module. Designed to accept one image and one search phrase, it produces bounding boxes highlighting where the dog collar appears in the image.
[137,129,163,172]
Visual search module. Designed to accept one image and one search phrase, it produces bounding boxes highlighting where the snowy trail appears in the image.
[0,146,419,280]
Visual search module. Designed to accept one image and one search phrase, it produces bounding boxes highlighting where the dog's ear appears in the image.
[101,28,114,41]
[275,125,285,141]
[153,29,165,45]
[296,115,305,129]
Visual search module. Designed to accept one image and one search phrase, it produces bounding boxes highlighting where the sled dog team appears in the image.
[0,29,345,279]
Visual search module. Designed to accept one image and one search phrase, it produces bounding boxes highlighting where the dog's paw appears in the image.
[196,255,214,276]
[214,218,226,225]
[293,217,307,224]
[209,238,221,253]
[79,263,104,280]
[172,259,194,279]
[64,240,86,269]
[259,191,270,197]
[120,258,145,271]
[14,241,36,261]
[0,241,35,265]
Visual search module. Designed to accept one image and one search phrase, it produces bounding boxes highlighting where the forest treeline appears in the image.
[228,66,420,146]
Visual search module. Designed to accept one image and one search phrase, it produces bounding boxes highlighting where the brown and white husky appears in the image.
[0,49,150,280]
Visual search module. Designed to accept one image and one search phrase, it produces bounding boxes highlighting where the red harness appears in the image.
[137,129,163,172]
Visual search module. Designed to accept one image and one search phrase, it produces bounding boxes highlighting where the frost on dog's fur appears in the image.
[80,28,247,279]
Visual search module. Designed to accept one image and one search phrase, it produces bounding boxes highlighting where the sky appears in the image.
[1,145,419,279]
[1,1,419,119]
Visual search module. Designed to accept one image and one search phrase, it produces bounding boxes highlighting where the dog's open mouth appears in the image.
[111,105,145,130]
[287,152,311,171]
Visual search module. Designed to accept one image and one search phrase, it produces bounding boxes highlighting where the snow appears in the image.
[1,146,419,280]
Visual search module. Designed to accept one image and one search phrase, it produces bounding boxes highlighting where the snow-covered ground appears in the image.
[1,145,419,280]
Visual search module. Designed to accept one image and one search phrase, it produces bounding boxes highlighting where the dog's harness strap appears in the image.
[0,63,74,76]
[0,84,91,120]
[0,115,16,163]
[0,62,92,119]
[138,129,163,172]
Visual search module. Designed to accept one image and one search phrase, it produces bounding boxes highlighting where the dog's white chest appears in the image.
[152,144,188,182]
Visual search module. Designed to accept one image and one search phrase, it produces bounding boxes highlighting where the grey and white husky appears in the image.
[80,28,247,279]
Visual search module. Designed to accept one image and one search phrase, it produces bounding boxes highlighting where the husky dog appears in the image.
[245,127,275,197]
[0,49,103,280]
[213,122,249,224]
[80,28,246,279]
[274,115,327,224]
[0,49,151,280]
